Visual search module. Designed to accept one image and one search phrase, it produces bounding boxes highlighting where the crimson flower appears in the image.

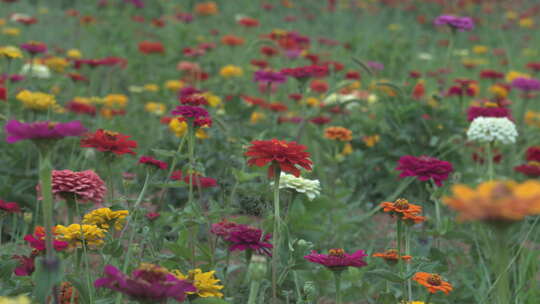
[171,170,217,188]
[245,139,312,178]
[13,254,36,276]
[24,226,68,252]
[304,249,367,270]
[467,106,512,121]
[226,224,272,256]
[80,129,137,155]
[0,199,20,213]
[139,156,168,170]
[138,41,165,54]
[396,155,454,187]
[281,65,328,80]
[20,41,47,54]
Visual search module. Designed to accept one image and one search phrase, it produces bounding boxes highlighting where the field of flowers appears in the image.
[1,0,540,303]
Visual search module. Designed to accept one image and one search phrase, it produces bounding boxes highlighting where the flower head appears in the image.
[139,156,168,170]
[396,155,453,187]
[272,172,320,201]
[219,65,243,78]
[24,226,68,252]
[173,268,224,298]
[372,249,412,265]
[245,139,312,178]
[50,169,106,204]
[281,65,328,80]
[511,77,540,92]
[324,126,353,141]
[83,208,128,231]
[467,106,512,122]
[20,41,47,54]
[0,199,21,213]
[253,70,286,84]
[380,198,425,224]
[304,249,367,270]
[80,129,137,155]
[434,15,474,31]
[16,90,56,110]
[0,295,32,304]
[467,117,518,144]
[0,46,23,59]
[171,105,209,120]
[443,180,540,223]
[226,224,273,256]
[95,264,196,302]
[413,272,453,294]
[55,224,107,249]
[5,120,86,144]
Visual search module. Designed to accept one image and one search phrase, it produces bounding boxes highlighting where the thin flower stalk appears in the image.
[271,165,282,304]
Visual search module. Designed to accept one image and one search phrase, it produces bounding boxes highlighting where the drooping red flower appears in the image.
[245,139,312,178]
[80,129,137,155]
[304,249,368,270]
[139,156,168,170]
[138,41,165,54]
[0,199,20,213]
[396,155,454,187]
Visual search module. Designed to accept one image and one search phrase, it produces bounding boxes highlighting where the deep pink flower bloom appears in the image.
[253,70,287,84]
[210,220,241,237]
[526,146,540,162]
[396,155,454,187]
[145,212,160,221]
[304,249,368,269]
[0,199,20,213]
[13,254,35,276]
[50,170,106,204]
[225,224,273,256]
[467,106,512,121]
[281,65,328,80]
[434,15,474,31]
[515,163,540,177]
[20,41,47,54]
[139,156,168,170]
[511,77,540,91]
[94,264,195,302]
[5,120,87,143]
[23,226,68,252]
[171,105,209,119]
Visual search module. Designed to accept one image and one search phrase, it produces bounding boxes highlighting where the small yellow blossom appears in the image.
[16,90,56,111]
[0,46,23,59]
[66,49,82,59]
[388,23,402,31]
[219,65,243,78]
[169,118,208,139]
[489,84,509,99]
[72,96,93,105]
[2,27,20,36]
[104,94,128,108]
[55,224,107,249]
[519,18,534,28]
[82,208,128,231]
[0,19,6,26]
[145,102,167,115]
[305,97,320,107]
[44,56,69,73]
[472,45,488,54]
[0,295,31,304]
[203,92,222,107]
[144,83,159,92]
[250,111,265,124]
[165,80,185,91]
[525,111,540,128]
[341,143,353,155]
[506,71,530,82]
[362,135,380,147]
[505,11,517,20]
[173,269,224,298]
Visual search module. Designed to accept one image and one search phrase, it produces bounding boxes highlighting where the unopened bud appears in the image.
[303,281,318,301]
[247,255,267,281]
[23,212,33,223]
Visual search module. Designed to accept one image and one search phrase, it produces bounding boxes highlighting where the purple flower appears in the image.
[179,86,203,98]
[94,264,196,302]
[226,224,273,256]
[434,15,474,31]
[511,77,540,92]
[5,120,87,144]
[467,106,512,121]
[304,249,367,270]
[253,70,287,84]
[367,61,384,71]
[171,105,209,119]
[20,42,48,55]
[396,155,454,187]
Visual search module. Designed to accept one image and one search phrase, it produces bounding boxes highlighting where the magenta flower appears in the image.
[434,15,474,31]
[210,220,241,237]
[253,70,287,84]
[171,105,209,119]
[0,199,21,213]
[514,146,540,177]
[139,156,168,170]
[281,65,328,80]
[5,120,87,143]
[511,77,540,92]
[13,255,35,276]
[224,224,273,256]
[48,170,106,204]
[396,155,454,187]
[20,41,48,54]
[94,264,196,303]
[304,249,368,270]
[467,106,512,121]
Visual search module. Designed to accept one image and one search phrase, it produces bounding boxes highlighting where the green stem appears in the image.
[106,160,115,203]
[293,271,303,304]
[271,166,282,304]
[187,124,196,268]
[405,225,412,302]
[396,219,406,300]
[517,96,530,131]
[75,202,94,304]
[424,292,433,304]
[486,142,494,181]
[247,281,261,304]
[333,271,342,304]
[494,229,511,304]
[38,149,55,261]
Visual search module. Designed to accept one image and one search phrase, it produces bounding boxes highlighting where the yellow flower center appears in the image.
[528,161,540,167]
[394,198,409,210]
[328,248,345,257]
[427,274,442,286]
[104,130,119,139]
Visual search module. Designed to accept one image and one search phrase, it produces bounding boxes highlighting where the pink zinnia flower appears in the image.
[139,156,168,170]
[49,170,106,204]
[210,219,241,237]
[0,199,21,213]
[13,254,36,276]
[304,249,368,270]
[5,120,87,143]
[225,224,273,256]
[396,155,454,187]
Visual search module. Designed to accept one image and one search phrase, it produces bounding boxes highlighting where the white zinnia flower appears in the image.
[20,63,50,79]
[467,117,518,144]
[418,52,433,61]
[272,172,321,201]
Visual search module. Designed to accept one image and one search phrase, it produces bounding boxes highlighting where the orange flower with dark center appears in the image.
[380,198,425,223]
[324,126,352,141]
[413,272,453,294]
[245,139,312,178]
[372,249,412,263]
[443,180,540,223]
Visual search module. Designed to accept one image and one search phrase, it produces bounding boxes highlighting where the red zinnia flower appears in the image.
[0,199,20,213]
[396,155,453,187]
[139,156,168,170]
[138,41,165,54]
[0,87,6,101]
[80,129,137,155]
[245,139,312,178]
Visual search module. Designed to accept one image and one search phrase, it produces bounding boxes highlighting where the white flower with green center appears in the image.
[467,117,518,144]
[272,172,321,201]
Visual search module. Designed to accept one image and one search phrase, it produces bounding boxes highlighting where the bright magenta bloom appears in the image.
[396,155,453,187]
[5,120,87,143]
[304,249,368,270]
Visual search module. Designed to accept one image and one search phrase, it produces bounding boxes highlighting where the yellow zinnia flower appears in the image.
[362,135,380,147]
[103,94,128,108]
[173,269,224,298]
[472,45,488,54]
[144,83,159,92]
[82,208,129,231]
[519,18,534,28]
[169,118,208,139]
[2,27,20,36]
[145,102,167,115]
[203,92,222,107]
[506,71,530,82]
[525,111,540,128]
[55,224,107,249]
[0,295,31,304]
[250,111,265,124]
[0,46,23,59]
[44,56,69,73]
[165,80,184,91]
[66,49,82,59]
[219,65,243,78]
[16,90,56,111]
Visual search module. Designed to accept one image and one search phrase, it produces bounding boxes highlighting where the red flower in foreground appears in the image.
[245,139,312,178]
[81,129,137,155]
[139,156,168,170]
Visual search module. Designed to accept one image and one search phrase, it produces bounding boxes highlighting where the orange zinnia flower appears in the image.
[372,249,412,264]
[221,35,245,46]
[443,180,540,223]
[324,126,352,141]
[194,2,219,16]
[413,272,453,294]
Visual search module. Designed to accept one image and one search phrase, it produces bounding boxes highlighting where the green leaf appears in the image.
[151,148,180,158]
[32,256,65,301]
[152,181,187,188]
[365,269,404,283]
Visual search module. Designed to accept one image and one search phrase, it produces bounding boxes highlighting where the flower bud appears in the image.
[303,281,318,301]
[247,255,267,281]
[23,212,33,224]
